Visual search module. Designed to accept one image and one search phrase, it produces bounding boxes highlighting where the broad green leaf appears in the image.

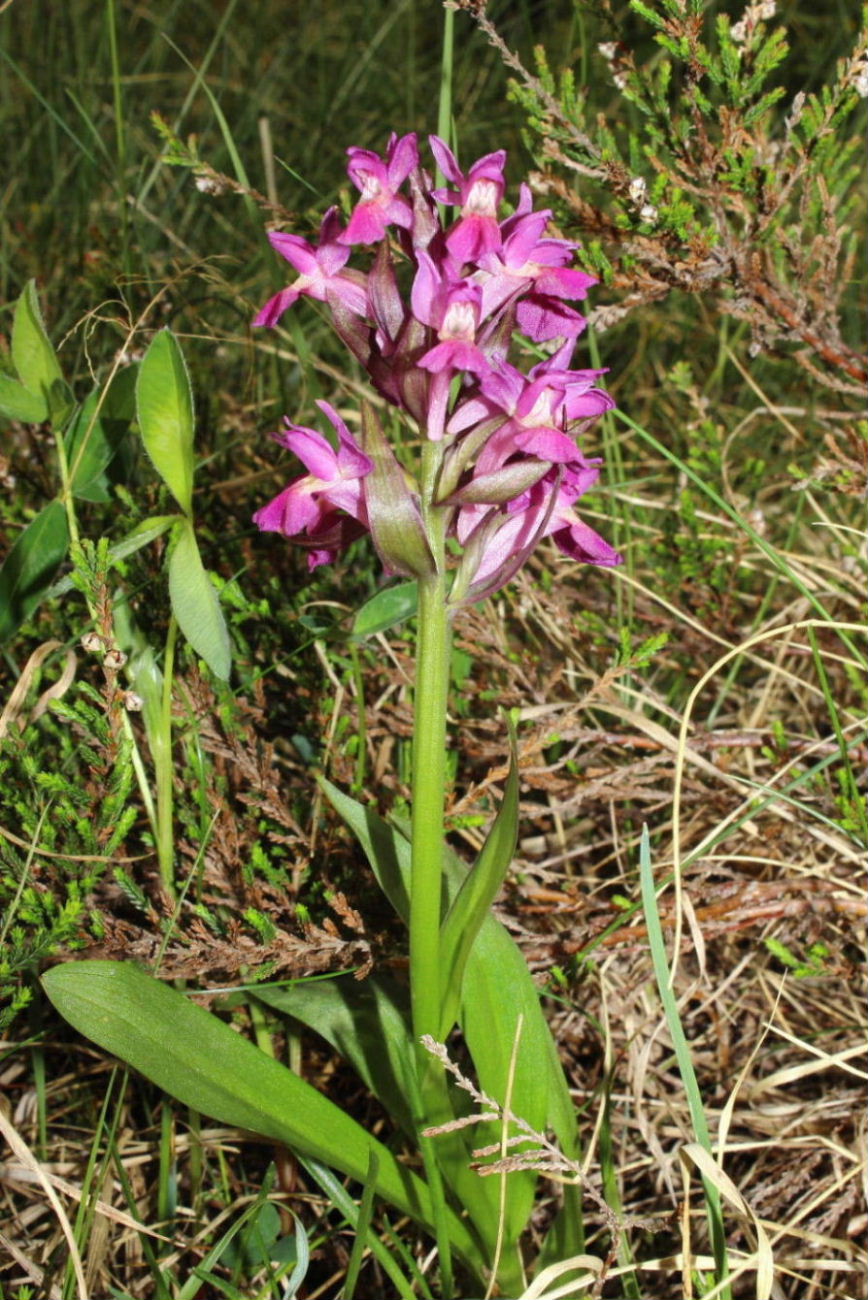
[319,779,576,1248]
[0,500,69,643]
[136,329,194,514]
[65,366,136,497]
[360,402,434,580]
[41,960,480,1265]
[168,521,231,680]
[11,280,72,423]
[256,975,416,1135]
[0,370,48,423]
[352,581,418,640]
[437,726,519,1039]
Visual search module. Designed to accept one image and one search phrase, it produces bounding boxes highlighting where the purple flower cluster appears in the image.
[253,133,621,604]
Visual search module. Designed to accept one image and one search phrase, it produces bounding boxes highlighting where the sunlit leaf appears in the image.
[136,328,194,514]
[41,960,480,1265]
[168,521,231,679]
[11,280,73,423]
[352,581,418,640]
[0,370,48,424]
[437,723,519,1038]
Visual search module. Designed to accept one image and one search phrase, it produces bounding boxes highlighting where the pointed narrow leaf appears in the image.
[437,726,519,1038]
[40,960,478,1263]
[0,501,69,643]
[136,329,194,513]
[0,371,48,423]
[11,281,72,423]
[360,402,434,579]
[168,522,231,679]
[256,975,416,1135]
[352,581,419,640]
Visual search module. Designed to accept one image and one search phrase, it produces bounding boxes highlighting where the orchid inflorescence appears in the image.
[253,132,621,605]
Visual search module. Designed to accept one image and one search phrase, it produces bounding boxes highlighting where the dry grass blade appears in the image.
[0,1106,88,1300]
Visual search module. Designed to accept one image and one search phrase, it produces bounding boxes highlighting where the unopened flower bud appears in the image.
[124,691,144,712]
[103,648,128,670]
[639,203,659,224]
[629,176,647,205]
[81,632,103,653]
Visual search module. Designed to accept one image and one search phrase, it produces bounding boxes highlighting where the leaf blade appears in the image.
[437,724,519,1039]
[0,500,70,642]
[11,280,72,423]
[136,329,195,514]
[41,960,479,1262]
[168,521,232,680]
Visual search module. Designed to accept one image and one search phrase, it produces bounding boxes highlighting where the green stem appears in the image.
[409,569,451,1046]
[410,440,450,1047]
[409,440,456,1296]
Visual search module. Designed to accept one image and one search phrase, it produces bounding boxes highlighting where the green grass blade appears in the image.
[638,826,731,1297]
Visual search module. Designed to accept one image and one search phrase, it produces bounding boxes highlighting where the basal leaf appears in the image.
[136,329,194,514]
[168,521,231,680]
[318,779,576,1249]
[352,581,419,640]
[0,500,69,643]
[256,974,416,1135]
[0,370,48,423]
[437,725,519,1038]
[41,960,479,1265]
[11,281,72,423]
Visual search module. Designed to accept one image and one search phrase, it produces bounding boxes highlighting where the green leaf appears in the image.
[168,521,232,679]
[66,366,137,497]
[437,723,519,1039]
[136,329,195,514]
[11,280,72,423]
[256,975,416,1136]
[0,370,48,423]
[352,581,419,640]
[360,402,434,580]
[41,960,480,1264]
[0,500,69,643]
[318,779,580,1248]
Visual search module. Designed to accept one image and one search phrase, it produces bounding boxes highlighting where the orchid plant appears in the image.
[44,133,622,1298]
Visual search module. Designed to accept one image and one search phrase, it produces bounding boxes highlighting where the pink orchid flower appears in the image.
[429,135,506,262]
[254,208,368,327]
[253,402,373,569]
[340,133,419,245]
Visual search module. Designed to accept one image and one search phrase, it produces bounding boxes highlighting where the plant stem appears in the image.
[409,567,451,1047]
[410,441,455,1297]
[410,439,450,1043]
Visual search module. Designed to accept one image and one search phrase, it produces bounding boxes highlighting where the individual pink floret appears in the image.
[340,133,419,245]
[429,135,506,262]
[254,208,368,327]
[253,402,373,568]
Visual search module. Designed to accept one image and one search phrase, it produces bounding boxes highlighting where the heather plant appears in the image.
[44,131,632,1297]
[459,0,867,392]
